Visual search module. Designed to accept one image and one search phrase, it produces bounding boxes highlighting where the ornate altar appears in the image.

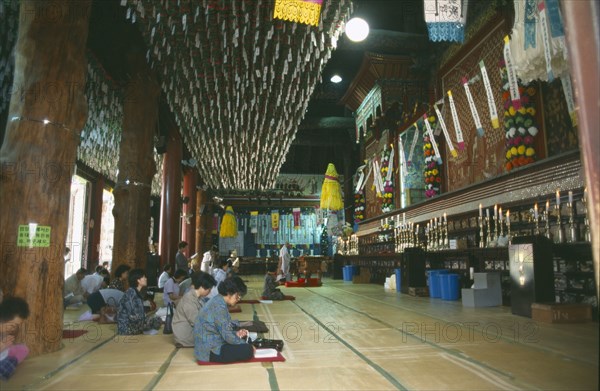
[293,256,328,281]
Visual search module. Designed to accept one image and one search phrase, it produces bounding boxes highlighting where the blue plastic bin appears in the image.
[440,274,460,300]
[394,268,402,292]
[427,270,449,298]
[343,266,354,282]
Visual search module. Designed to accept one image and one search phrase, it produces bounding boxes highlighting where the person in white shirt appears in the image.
[201,245,219,274]
[207,259,229,299]
[81,269,109,294]
[278,242,292,282]
[158,264,173,290]
[163,269,187,307]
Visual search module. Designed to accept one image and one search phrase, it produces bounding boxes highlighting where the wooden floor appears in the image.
[4,277,599,390]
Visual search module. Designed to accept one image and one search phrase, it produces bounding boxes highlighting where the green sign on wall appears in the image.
[17,225,51,247]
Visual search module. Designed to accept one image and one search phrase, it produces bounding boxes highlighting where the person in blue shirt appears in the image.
[194,277,254,363]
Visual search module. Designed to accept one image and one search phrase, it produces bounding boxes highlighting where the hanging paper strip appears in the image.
[360,161,373,192]
[462,77,484,137]
[423,0,468,43]
[537,2,554,82]
[524,0,538,49]
[271,210,280,231]
[250,211,258,234]
[373,160,384,196]
[398,135,408,179]
[354,164,366,193]
[273,0,322,27]
[423,114,442,164]
[292,208,301,229]
[545,0,564,38]
[434,105,457,158]
[503,36,522,109]
[447,91,465,152]
[479,60,500,129]
[385,145,395,182]
[212,213,219,234]
[560,73,577,127]
[407,123,420,166]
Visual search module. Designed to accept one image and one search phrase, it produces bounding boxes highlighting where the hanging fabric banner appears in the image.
[423,114,442,164]
[462,77,485,137]
[423,0,468,43]
[293,208,301,229]
[479,60,500,129]
[537,2,554,82]
[434,105,457,158]
[273,0,322,27]
[271,210,280,231]
[524,0,538,49]
[503,35,522,109]
[250,211,258,234]
[398,135,408,179]
[385,144,395,182]
[407,123,420,166]
[560,73,577,127]
[545,0,564,38]
[447,90,465,152]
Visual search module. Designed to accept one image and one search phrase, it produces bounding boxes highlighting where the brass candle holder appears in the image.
[582,196,591,242]
[479,216,485,248]
[555,204,565,243]
[506,216,512,246]
[485,216,492,248]
[443,221,449,249]
[543,209,551,239]
[568,202,577,243]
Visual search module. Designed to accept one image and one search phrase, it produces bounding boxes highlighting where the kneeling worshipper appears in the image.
[116,269,162,335]
[194,277,254,363]
[172,272,216,347]
[262,264,285,300]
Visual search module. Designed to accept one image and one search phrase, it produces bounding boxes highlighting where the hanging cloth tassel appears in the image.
[407,123,420,166]
[479,60,500,129]
[320,163,343,211]
[220,206,237,238]
[435,103,458,158]
[463,77,485,137]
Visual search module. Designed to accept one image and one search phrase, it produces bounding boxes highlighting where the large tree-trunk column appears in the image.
[195,187,206,256]
[181,169,197,257]
[112,53,159,272]
[561,1,600,307]
[158,130,182,268]
[0,0,91,356]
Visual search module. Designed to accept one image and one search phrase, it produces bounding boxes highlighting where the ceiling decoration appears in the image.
[78,54,123,183]
[121,0,352,191]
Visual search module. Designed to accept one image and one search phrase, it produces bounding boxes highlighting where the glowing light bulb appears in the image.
[345,18,369,42]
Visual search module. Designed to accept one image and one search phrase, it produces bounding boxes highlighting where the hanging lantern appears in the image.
[220,206,237,238]
[423,0,468,43]
[320,163,344,211]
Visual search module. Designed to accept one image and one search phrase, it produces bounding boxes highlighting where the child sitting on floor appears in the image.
[262,264,285,300]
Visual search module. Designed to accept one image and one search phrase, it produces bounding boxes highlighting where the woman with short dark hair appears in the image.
[194,277,253,362]
[108,264,131,292]
[116,269,161,335]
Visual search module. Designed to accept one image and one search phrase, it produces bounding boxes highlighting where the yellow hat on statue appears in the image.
[320,163,343,211]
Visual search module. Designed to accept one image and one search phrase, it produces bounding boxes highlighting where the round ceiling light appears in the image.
[330,75,342,83]
[345,18,369,42]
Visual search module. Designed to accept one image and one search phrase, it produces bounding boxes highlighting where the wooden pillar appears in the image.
[195,187,206,256]
[181,169,197,257]
[88,176,104,267]
[561,1,600,305]
[158,129,182,268]
[0,0,91,356]
[112,52,159,272]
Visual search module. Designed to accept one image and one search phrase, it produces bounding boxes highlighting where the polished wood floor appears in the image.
[4,277,599,390]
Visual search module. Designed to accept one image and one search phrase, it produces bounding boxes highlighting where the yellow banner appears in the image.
[273,0,322,27]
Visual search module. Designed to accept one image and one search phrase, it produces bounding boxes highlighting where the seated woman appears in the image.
[116,269,162,335]
[87,288,124,315]
[172,272,216,347]
[163,269,188,307]
[207,258,229,300]
[194,277,254,363]
[108,264,131,292]
[157,264,173,291]
[262,264,285,300]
